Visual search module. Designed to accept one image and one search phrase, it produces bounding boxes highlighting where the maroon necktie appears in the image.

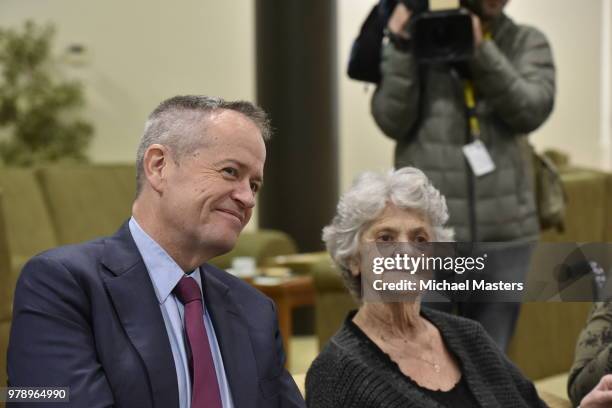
[173,275,223,408]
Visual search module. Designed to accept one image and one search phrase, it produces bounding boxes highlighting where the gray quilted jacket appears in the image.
[371,14,555,242]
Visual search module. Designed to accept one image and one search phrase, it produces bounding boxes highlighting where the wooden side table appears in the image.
[250,275,315,363]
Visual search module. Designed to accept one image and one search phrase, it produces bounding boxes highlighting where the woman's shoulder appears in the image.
[305,315,387,388]
[305,324,371,406]
[307,320,367,377]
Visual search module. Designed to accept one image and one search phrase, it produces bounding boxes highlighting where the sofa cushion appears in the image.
[0,191,12,322]
[311,256,345,291]
[37,165,136,245]
[0,168,58,259]
[0,319,10,395]
[542,170,607,242]
[507,302,592,380]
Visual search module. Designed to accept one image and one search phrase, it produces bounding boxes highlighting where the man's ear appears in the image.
[348,257,361,278]
[143,144,170,194]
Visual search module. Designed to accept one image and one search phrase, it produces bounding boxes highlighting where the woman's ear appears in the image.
[348,257,360,277]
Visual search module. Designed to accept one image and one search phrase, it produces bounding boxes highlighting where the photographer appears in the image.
[371,0,555,350]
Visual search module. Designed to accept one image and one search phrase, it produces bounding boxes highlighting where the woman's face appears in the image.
[361,204,433,246]
[350,204,435,302]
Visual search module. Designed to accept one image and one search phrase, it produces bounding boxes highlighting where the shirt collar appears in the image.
[128,216,200,304]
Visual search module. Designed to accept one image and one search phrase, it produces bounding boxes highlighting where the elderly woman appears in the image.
[305,168,544,407]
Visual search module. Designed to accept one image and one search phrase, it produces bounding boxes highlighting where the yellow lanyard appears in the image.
[463,30,492,140]
[463,81,480,139]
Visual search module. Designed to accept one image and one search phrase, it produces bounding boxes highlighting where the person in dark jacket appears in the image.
[305,168,545,408]
[371,0,556,350]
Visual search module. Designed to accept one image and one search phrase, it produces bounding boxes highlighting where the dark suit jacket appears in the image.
[7,223,305,408]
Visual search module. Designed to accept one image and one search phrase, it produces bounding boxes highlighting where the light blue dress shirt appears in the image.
[129,217,234,408]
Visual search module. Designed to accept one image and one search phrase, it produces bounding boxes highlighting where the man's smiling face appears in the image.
[159,109,266,258]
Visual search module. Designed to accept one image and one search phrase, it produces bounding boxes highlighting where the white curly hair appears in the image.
[322,167,454,298]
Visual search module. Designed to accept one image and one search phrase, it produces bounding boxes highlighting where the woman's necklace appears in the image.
[379,331,441,373]
[354,308,443,373]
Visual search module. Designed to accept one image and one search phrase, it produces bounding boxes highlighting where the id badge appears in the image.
[462,140,495,177]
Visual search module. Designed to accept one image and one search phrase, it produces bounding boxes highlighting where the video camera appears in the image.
[403,0,481,63]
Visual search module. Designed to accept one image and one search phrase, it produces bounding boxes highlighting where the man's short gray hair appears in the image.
[135,95,271,195]
[322,167,454,298]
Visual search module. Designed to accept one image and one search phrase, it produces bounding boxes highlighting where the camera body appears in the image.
[402,0,479,63]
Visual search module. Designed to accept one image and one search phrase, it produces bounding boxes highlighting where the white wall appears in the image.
[0,0,255,164]
[0,0,609,204]
[337,0,612,194]
[505,0,610,170]
[0,0,259,228]
[338,0,396,192]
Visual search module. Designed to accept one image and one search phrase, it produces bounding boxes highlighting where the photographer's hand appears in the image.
[372,1,421,141]
[388,3,412,39]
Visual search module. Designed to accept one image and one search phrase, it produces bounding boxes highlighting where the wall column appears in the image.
[256,0,339,252]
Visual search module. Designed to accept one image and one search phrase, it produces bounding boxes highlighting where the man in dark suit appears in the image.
[7,95,306,408]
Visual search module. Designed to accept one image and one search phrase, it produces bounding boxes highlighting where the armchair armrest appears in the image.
[209,229,298,269]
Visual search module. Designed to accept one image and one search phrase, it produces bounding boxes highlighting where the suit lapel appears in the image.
[202,265,260,408]
[101,223,179,408]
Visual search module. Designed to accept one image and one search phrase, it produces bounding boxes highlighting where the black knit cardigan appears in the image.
[305,308,546,407]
